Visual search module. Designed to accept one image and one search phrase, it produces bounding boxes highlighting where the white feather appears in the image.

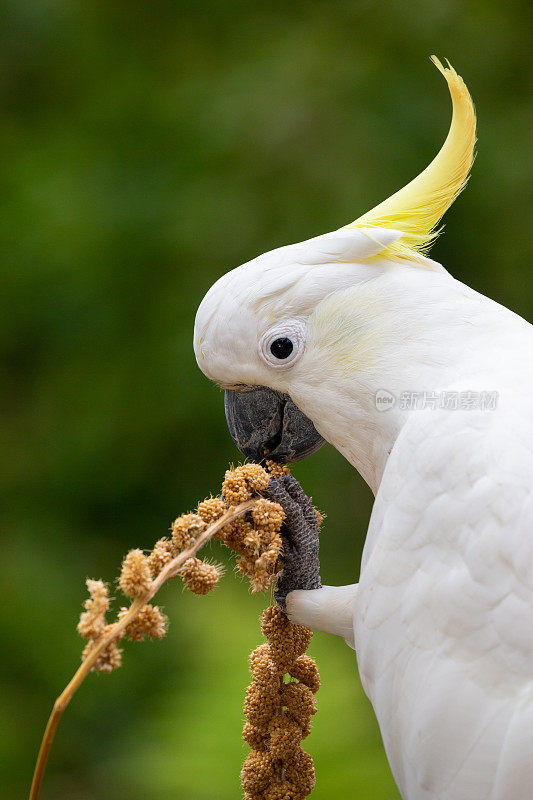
[194,196,533,800]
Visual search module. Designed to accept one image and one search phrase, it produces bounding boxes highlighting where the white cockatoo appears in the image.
[194,57,533,800]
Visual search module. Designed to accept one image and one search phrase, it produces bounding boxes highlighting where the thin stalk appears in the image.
[29,499,256,800]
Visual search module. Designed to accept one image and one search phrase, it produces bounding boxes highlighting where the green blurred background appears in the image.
[1,1,531,798]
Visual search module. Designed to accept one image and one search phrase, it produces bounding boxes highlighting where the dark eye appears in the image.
[270,337,294,360]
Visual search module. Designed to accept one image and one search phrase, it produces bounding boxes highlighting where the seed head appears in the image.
[243,528,263,557]
[82,635,123,673]
[222,469,251,504]
[250,650,279,694]
[180,557,221,595]
[288,655,320,694]
[171,513,206,551]
[281,682,317,729]
[262,607,312,670]
[255,535,282,572]
[147,538,174,578]
[250,566,278,594]
[241,750,274,793]
[77,579,109,640]
[242,721,269,752]
[222,463,270,505]
[265,460,290,479]
[119,549,152,598]
[251,499,285,533]
[222,517,252,553]
[249,643,271,671]
[264,781,302,800]
[284,748,315,796]
[196,497,227,532]
[261,603,290,637]
[238,463,270,492]
[243,683,279,729]
[120,604,167,641]
[268,714,303,758]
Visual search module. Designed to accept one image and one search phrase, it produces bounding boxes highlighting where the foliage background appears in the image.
[1,1,531,798]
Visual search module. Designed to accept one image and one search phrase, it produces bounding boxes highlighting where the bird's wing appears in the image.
[355,404,533,800]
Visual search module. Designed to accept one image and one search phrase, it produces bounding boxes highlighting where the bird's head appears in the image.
[194,226,405,463]
[193,58,476,467]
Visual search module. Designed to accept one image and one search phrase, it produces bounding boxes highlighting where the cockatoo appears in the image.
[193,57,533,800]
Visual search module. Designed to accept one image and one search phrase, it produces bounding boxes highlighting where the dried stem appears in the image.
[29,499,256,800]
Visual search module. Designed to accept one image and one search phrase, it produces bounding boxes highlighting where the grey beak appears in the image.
[224,387,325,464]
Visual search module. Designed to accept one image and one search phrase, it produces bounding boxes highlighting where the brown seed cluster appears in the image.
[119,549,152,598]
[77,579,109,640]
[78,573,168,672]
[175,463,285,594]
[82,627,123,673]
[76,461,320,800]
[231,495,285,593]
[78,463,283,673]
[171,513,206,551]
[265,460,291,479]
[241,605,319,800]
[169,512,223,595]
[118,604,167,641]
[78,580,124,672]
[150,502,227,594]
[222,462,270,504]
[197,497,227,528]
[180,557,221,595]
[147,537,174,576]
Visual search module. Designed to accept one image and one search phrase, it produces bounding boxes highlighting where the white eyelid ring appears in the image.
[258,320,307,369]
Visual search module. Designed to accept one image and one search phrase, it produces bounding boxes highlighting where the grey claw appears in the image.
[280,474,321,531]
[262,476,321,611]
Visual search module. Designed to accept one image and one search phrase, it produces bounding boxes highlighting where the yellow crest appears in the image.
[348,57,477,259]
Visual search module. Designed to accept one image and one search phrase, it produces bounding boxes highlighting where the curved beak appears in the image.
[224,387,325,464]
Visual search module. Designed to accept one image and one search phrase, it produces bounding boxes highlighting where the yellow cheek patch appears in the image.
[309,286,389,375]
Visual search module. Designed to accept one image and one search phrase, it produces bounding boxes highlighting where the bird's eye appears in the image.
[259,321,306,369]
[270,337,294,360]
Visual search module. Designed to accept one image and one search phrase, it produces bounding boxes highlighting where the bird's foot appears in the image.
[262,474,321,612]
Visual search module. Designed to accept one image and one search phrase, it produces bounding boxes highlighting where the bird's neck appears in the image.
[290,265,526,495]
